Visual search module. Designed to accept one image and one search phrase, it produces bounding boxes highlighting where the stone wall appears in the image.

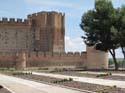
[86,46,108,69]
[0,52,16,67]
[0,52,87,69]
[0,11,65,53]
[28,11,65,53]
[0,18,33,52]
[26,52,86,68]
[0,49,108,70]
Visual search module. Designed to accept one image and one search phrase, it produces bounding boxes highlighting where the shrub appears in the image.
[113,85,117,88]
[52,78,73,84]
[0,85,3,89]
[96,73,112,77]
[12,72,32,75]
[108,72,112,75]
[69,78,73,81]
[95,86,116,93]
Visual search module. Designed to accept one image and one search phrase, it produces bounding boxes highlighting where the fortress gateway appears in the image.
[0,11,108,69]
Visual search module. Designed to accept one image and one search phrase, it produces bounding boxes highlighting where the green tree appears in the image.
[115,6,125,60]
[80,0,120,70]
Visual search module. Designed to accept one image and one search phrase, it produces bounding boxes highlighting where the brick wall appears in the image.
[0,52,87,68]
[0,52,16,67]
[86,46,108,69]
[0,49,108,70]
[0,18,33,52]
[26,52,86,68]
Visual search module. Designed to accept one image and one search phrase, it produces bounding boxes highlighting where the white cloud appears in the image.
[65,36,86,52]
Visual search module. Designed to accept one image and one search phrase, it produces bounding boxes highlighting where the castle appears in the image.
[0,11,108,70]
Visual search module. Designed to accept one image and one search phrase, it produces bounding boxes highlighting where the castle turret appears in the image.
[86,46,108,69]
[48,12,65,53]
[15,52,26,70]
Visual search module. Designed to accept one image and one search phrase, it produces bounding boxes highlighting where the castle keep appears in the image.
[0,11,108,70]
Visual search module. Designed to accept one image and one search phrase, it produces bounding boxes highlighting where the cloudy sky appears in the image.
[0,0,125,58]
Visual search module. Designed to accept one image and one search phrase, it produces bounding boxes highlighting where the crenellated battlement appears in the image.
[0,51,86,58]
[0,17,29,26]
[0,11,65,27]
[27,11,65,19]
[25,52,86,58]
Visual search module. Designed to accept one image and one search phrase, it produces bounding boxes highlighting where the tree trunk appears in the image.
[121,47,125,70]
[109,49,118,70]
[112,54,118,70]
[121,47,125,60]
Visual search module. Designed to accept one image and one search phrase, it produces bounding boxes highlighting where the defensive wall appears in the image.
[0,47,108,70]
[0,52,86,69]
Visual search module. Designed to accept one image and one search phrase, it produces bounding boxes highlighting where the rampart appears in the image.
[0,46,108,70]
[0,52,87,69]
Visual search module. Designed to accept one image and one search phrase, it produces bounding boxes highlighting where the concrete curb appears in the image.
[2,85,16,93]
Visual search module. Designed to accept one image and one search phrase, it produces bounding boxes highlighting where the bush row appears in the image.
[12,72,32,75]
[52,78,73,83]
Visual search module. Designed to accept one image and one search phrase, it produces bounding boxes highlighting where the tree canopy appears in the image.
[80,0,125,70]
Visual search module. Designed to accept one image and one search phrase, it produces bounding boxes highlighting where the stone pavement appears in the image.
[32,72,125,89]
[0,74,84,93]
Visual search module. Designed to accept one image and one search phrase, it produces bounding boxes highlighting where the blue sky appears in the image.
[0,0,125,58]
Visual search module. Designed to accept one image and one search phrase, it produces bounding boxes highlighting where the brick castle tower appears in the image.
[28,11,65,53]
[0,11,65,53]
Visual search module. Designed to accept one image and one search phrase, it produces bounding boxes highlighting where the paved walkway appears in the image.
[0,74,84,93]
[79,71,125,77]
[32,72,125,89]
